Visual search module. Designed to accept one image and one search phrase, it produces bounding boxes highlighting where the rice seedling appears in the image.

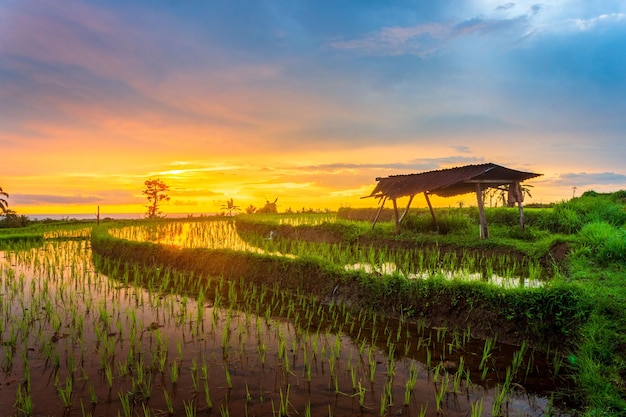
[56,375,73,409]
[119,391,132,417]
[163,388,174,415]
[183,399,197,417]
[471,398,484,417]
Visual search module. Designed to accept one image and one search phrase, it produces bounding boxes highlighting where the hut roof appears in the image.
[364,163,541,200]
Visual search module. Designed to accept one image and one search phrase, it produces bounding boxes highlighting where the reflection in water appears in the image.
[344,262,544,288]
[111,220,546,288]
[0,238,565,416]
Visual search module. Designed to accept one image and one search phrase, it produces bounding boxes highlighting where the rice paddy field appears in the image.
[0,219,570,417]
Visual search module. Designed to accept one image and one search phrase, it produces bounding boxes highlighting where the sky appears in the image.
[2,0,626,216]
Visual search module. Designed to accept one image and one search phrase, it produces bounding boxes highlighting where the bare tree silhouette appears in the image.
[143,179,170,218]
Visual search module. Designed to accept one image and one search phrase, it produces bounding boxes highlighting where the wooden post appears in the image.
[475,184,488,239]
[371,196,387,230]
[97,205,100,226]
[392,198,400,230]
[398,194,415,223]
[518,201,525,230]
[424,192,438,231]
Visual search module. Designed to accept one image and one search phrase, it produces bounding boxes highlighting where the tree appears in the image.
[221,198,240,216]
[0,187,7,214]
[0,210,29,228]
[143,179,170,218]
[257,198,278,214]
[245,204,257,214]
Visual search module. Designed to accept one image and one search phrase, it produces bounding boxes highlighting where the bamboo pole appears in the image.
[371,196,387,230]
[392,198,400,230]
[475,184,488,239]
[424,192,438,231]
[398,194,415,223]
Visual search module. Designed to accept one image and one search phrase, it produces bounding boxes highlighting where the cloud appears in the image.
[422,113,510,133]
[450,145,472,154]
[552,172,626,186]
[495,3,516,12]
[299,156,485,174]
[328,3,626,59]
[329,23,451,57]
[328,5,540,57]
[569,13,626,31]
[12,193,104,205]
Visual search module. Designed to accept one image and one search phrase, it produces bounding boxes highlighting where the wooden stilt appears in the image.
[399,194,415,223]
[392,198,400,230]
[371,196,387,230]
[475,184,488,239]
[518,201,525,230]
[424,192,438,231]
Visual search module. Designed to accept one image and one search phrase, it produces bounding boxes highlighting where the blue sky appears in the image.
[1,0,625,213]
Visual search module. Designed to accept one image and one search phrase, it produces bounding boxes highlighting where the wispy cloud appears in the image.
[569,13,626,31]
[329,23,451,57]
[299,156,485,174]
[329,5,541,56]
[552,172,626,186]
[12,193,105,205]
[328,3,626,57]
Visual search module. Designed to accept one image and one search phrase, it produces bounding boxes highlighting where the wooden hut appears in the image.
[362,163,541,238]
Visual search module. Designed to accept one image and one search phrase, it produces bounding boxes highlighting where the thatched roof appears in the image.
[364,163,541,200]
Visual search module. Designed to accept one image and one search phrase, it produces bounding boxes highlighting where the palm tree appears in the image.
[221,198,240,216]
[0,187,8,214]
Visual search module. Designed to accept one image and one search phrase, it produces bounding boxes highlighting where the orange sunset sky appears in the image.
[2,1,625,217]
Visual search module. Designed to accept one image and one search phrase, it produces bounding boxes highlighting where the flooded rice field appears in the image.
[0,224,571,416]
[111,220,547,288]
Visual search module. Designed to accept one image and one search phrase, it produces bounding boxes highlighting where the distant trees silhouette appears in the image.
[257,198,278,213]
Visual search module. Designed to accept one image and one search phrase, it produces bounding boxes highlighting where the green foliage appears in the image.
[541,205,584,234]
[316,221,362,243]
[400,213,435,233]
[574,221,626,266]
[401,211,472,235]
[0,210,30,228]
[564,192,626,226]
[485,207,521,226]
[571,313,626,414]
